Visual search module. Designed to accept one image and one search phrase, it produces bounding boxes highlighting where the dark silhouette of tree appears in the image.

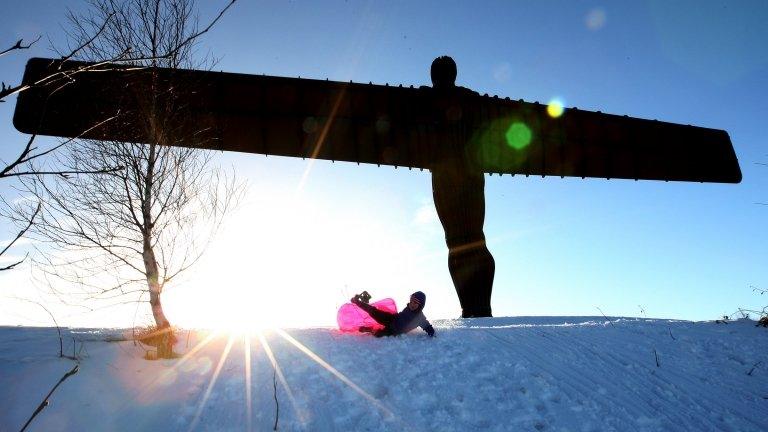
[1,21,120,271]
[11,0,241,358]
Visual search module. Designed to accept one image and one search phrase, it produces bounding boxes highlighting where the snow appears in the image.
[1,317,767,431]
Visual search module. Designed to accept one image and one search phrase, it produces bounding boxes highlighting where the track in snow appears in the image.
[1,317,767,431]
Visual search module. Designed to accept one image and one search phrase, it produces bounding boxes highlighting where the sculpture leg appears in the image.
[432,170,495,318]
[448,241,495,317]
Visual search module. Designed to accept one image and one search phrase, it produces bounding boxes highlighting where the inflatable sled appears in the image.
[337,298,397,332]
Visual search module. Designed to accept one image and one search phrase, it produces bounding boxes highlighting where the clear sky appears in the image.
[1,0,767,328]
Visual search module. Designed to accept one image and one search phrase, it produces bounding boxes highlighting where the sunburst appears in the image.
[274,328,397,421]
[187,333,235,431]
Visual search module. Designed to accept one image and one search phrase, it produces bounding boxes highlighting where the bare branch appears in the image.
[595,306,615,328]
[60,12,116,63]
[4,167,123,179]
[0,203,40,271]
[0,135,37,178]
[0,35,41,58]
[19,365,79,432]
[273,368,279,431]
[11,296,65,356]
[160,0,236,60]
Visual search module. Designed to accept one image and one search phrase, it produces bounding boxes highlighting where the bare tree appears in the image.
[1,27,119,271]
[13,0,241,358]
[1,1,235,272]
[0,39,38,271]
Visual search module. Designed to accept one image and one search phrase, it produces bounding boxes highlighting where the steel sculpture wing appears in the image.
[13,58,741,183]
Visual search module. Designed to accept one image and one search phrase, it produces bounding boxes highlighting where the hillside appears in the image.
[1,317,767,431]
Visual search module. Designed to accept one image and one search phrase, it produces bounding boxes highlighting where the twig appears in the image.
[668,328,676,341]
[273,368,279,431]
[653,349,660,368]
[19,364,79,432]
[595,307,615,328]
[747,361,762,376]
[0,36,41,57]
[0,203,40,271]
[77,339,89,358]
[59,12,115,63]
[60,339,77,361]
[131,292,145,346]
[162,0,237,61]
[11,297,63,357]
[0,252,28,272]
[0,112,122,183]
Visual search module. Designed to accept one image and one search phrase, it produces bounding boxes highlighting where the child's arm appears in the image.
[420,317,436,337]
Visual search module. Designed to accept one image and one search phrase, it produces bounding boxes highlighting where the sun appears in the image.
[160,184,352,332]
[160,160,445,333]
[162,188,331,331]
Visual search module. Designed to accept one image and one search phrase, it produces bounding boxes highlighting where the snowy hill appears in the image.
[1,317,767,431]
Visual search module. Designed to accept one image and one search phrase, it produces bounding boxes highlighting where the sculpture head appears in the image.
[431,56,457,89]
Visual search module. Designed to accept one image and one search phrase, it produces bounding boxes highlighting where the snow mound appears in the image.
[1,317,767,431]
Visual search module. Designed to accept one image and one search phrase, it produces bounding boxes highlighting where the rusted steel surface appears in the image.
[14,57,741,183]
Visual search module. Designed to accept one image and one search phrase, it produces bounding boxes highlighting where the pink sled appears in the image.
[337,298,397,332]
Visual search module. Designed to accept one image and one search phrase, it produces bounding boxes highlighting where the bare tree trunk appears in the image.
[142,141,173,357]
[143,236,173,357]
[143,235,169,329]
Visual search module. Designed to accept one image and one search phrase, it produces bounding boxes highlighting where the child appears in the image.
[351,291,436,337]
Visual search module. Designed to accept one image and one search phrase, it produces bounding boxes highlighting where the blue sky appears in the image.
[1,1,767,327]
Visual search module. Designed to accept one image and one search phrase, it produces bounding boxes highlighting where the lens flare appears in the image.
[187,334,236,432]
[586,8,606,30]
[505,122,532,150]
[547,99,565,118]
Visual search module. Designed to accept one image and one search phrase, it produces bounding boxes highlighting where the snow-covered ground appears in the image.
[1,317,767,431]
